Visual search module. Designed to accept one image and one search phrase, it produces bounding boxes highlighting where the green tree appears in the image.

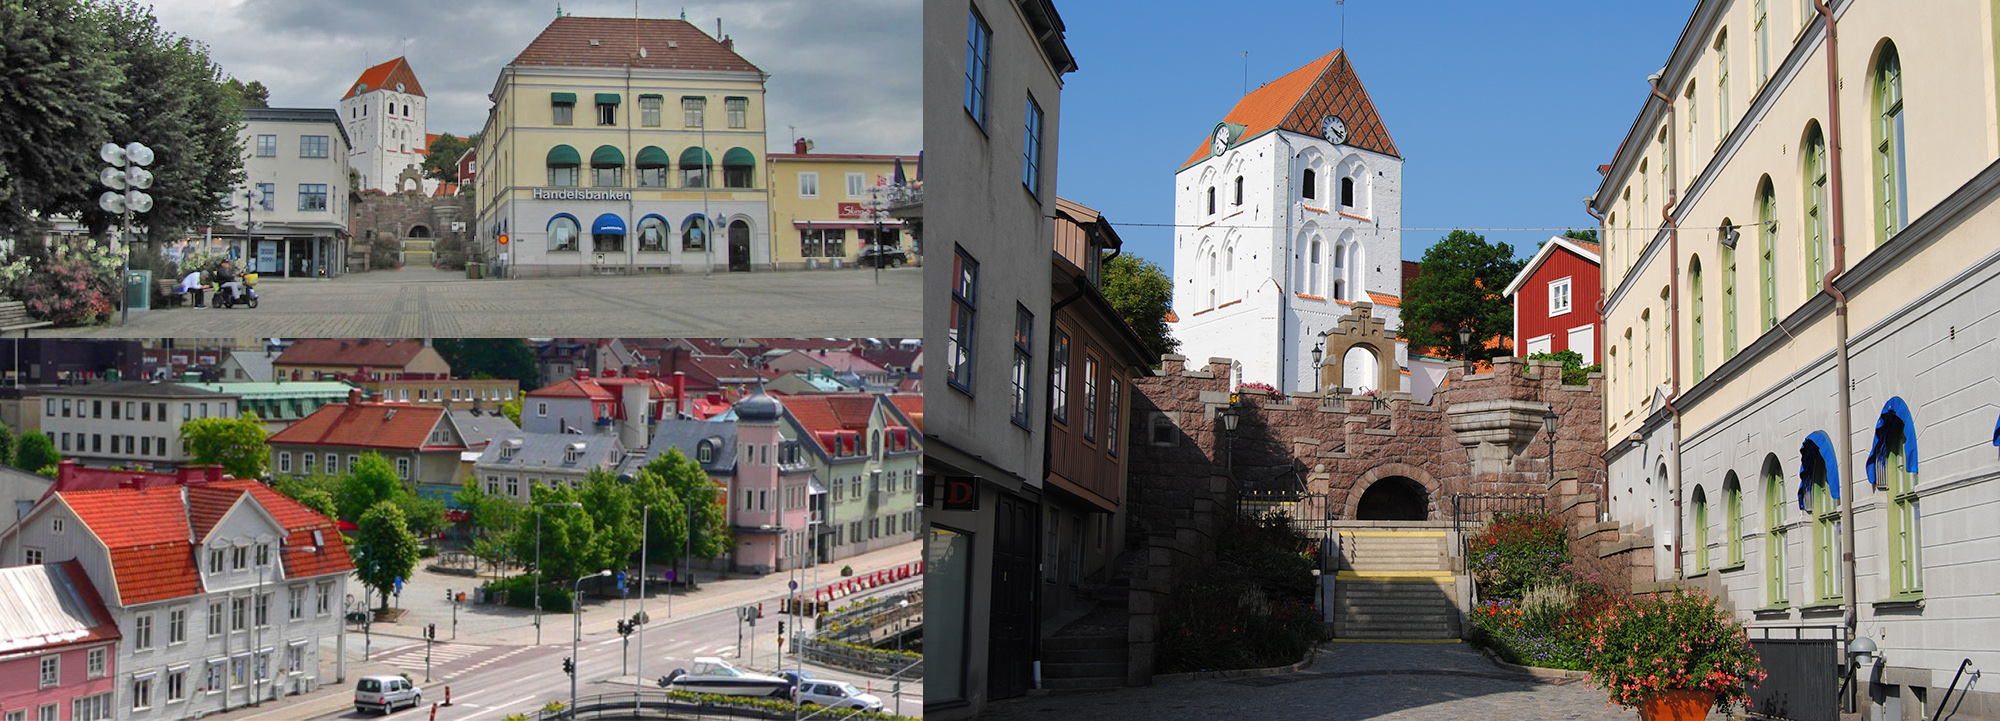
[180,415,269,479]
[499,398,523,426]
[352,501,420,611]
[395,493,446,540]
[14,432,60,474]
[223,77,268,107]
[1098,253,1179,362]
[433,338,542,391]
[455,480,522,574]
[1401,230,1527,367]
[335,452,404,522]
[421,132,477,182]
[580,469,640,570]
[0,423,15,468]
[636,449,730,572]
[0,0,121,237]
[512,484,600,582]
[1561,228,1598,244]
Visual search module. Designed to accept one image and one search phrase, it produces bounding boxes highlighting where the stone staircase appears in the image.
[402,238,435,268]
[1037,546,1142,692]
[1332,526,1461,640]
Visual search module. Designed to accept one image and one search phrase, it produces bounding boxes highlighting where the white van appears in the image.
[354,675,422,715]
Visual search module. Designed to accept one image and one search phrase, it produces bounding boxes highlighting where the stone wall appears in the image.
[349,187,468,270]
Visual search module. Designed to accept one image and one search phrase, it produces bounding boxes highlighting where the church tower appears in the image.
[339,57,429,193]
[1168,50,1406,394]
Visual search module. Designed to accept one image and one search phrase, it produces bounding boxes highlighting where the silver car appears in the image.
[795,679,883,712]
[354,675,422,715]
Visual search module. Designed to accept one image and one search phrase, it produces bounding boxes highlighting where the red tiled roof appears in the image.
[510,17,762,74]
[1184,49,1398,168]
[186,485,241,542]
[1367,292,1401,308]
[530,377,617,401]
[214,481,352,579]
[887,394,922,433]
[343,56,425,100]
[59,488,198,606]
[268,401,449,450]
[276,339,429,370]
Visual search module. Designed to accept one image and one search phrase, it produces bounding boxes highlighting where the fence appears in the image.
[522,691,909,720]
[1745,625,1843,721]
[793,636,922,678]
[1449,493,1548,559]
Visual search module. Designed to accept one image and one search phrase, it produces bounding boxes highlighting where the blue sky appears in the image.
[1052,1,1695,274]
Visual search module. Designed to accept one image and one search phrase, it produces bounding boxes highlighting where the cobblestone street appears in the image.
[979,643,1732,721]
[46,265,920,338]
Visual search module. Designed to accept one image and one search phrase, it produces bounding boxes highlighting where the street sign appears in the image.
[345,611,367,624]
[789,580,798,591]
[617,571,627,592]
[394,577,404,595]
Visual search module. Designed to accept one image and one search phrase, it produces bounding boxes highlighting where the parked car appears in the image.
[795,679,884,713]
[354,675,422,715]
[857,244,906,268]
[660,657,794,698]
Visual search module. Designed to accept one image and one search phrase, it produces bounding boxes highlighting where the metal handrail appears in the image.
[1932,659,1977,721]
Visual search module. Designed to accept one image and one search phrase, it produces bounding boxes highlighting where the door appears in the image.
[728,220,751,272]
[986,493,1036,701]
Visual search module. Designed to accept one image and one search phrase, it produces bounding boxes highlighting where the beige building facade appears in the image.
[767,145,918,270]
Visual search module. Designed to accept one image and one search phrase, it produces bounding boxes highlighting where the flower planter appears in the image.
[1637,688,1713,721]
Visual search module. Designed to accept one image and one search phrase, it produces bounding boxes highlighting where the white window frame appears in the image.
[846,172,866,199]
[799,172,819,199]
[1524,334,1554,357]
[1548,276,1573,316]
[39,654,59,687]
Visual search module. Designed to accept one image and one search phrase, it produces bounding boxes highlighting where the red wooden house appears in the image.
[1502,235,1602,365]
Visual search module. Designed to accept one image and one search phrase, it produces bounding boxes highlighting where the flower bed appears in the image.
[1467,584,1621,671]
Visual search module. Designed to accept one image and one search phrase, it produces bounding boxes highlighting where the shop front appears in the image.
[485,191,767,277]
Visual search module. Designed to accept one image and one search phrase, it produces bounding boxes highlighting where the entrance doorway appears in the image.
[987,493,1036,701]
[728,220,751,271]
[1355,476,1429,521]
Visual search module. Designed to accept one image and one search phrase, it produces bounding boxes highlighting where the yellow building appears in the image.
[766,141,918,270]
[473,16,770,277]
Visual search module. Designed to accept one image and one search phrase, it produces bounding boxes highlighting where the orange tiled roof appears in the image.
[59,487,201,606]
[216,480,352,579]
[1367,292,1401,308]
[276,338,430,370]
[530,377,618,401]
[887,393,922,433]
[1183,49,1399,168]
[268,401,449,450]
[511,17,762,74]
[343,56,425,100]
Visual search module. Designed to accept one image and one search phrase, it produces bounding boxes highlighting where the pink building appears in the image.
[727,389,816,574]
[0,562,120,720]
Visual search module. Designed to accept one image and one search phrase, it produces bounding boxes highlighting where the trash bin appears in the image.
[466,263,483,279]
[124,270,152,312]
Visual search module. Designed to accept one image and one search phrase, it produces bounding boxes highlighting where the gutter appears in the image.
[1812,0,1859,639]
[1647,73,1686,578]
[1583,199,1608,522]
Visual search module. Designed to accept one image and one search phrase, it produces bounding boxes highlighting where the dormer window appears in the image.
[564,442,585,464]
[696,440,715,464]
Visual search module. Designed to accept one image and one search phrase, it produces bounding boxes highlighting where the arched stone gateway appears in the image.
[1354,476,1428,520]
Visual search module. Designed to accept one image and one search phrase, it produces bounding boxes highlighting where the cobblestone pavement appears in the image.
[50,265,920,338]
[979,642,1733,720]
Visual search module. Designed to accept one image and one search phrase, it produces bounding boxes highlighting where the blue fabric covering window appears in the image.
[1992,412,1999,446]
[1797,430,1840,511]
[591,213,626,235]
[1865,397,1919,487]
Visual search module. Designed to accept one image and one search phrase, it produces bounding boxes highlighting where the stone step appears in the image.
[1042,646,1127,665]
[1041,676,1126,691]
[1042,634,1124,652]
[1338,627,1457,640]
[1040,661,1128,679]
[1336,611,1457,625]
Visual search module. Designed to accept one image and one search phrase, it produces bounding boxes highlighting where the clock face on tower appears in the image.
[1212,124,1233,156]
[1321,115,1348,144]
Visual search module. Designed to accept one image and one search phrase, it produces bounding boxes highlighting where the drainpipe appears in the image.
[1584,198,1608,523]
[1812,0,1859,638]
[1647,73,1686,578]
[1278,135,1297,393]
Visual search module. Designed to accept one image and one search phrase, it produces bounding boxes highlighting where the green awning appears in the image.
[722,147,756,167]
[678,146,712,168]
[590,145,625,167]
[546,144,580,168]
[595,93,621,105]
[551,92,577,104]
[638,93,664,101]
[635,146,671,169]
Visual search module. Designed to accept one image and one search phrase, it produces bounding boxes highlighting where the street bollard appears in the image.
[429,703,437,721]
[443,687,451,706]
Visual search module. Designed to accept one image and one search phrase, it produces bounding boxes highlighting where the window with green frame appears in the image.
[1690,256,1705,383]
[1811,474,1842,603]
[1758,177,1778,332]
[1724,473,1744,566]
[1716,30,1731,138]
[1880,419,1922,596]
[1874,42,1907,246]
[1803,124,1829,296]
[1692,486,1710,574]
[1764,456,1788,606]
[1721,222,1738,359]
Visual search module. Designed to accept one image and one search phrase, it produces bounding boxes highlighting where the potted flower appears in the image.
[1584,589,1766,721]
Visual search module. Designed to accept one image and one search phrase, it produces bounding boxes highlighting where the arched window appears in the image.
[1606,346,1618,414]
[1757,176,1778,331]
[637,215,669,252]
[1342,345,1379,393]
[1803,123,1829,295]
[590,145,625,187]
[1233,176,1243,206]
[1207,250,1217,308]
[1868,397,1922,596]
[635,146,671,187]
[1689,256,1705,382]
[1715,29,1731,137]
[1331,241,1344,300]
[546,144,580,187]
[1623,330,1636,412]
[679,146,713,188]
[1873,42,1907,245]
[1723,473,1743,566]
[1345,240,1363,301]
[1340,176,1355,207]
[681,214,710,250]
[1720,219,1738,359]
[1302,168,1316,200]
[546,214,580,252]
[591,213,625,252]
[1763,455,1788,606]
[1307,240,1321,296]
[1206,187,1216,215]
[723,147,756,188]
[1802,431,1841,602]
[1691,486,1710,574]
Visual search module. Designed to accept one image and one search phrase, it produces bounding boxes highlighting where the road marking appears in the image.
[596,638,621,647]
[453,694,538,720]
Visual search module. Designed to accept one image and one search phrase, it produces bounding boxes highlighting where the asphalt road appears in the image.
[316,577,925,720]
[49,265,922,338]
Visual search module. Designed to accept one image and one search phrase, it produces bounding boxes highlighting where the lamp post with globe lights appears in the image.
[99,142,156,324]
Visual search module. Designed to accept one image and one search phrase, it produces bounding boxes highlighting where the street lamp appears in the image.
[99,142,155,325]
[1542,407,1559,485]
[573,569,612,718]
[1311,343,1324,395]
[1456,325,1473,375]
[534,501,584,644]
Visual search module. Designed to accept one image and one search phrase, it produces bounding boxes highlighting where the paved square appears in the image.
[48,266,920,338]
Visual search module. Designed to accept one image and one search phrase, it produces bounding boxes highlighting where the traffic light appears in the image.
[616,620,633,637]
[447,589,455,604]
[424,623,436,640]
[562,657,575,676]
[777,621,786,637]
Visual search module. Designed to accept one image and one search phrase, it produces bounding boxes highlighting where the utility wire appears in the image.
[1057,217,1761,234]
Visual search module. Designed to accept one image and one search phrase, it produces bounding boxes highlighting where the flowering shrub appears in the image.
[1467,512,1570,599]
[1468,581,1622,671]
[7,240,124,327]
[1585,589,1765,711]
[1235,381,1285,401]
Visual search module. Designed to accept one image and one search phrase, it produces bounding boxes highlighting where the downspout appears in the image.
[1812,0,1859,638]
[1277,135,1297,392]
[1648,73,1686,578]
[1584,198,1608,523]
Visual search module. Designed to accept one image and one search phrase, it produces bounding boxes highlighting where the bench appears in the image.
[0,300,52,333]
[156,279,188,308]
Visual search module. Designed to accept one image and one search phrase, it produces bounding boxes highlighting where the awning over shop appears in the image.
[790,220,903,229]
[679,146,712,169]
[591,213,626,235]
[551,92,577,104]
[635,146,671,169]
[546,144,580,168]
[638,93,663,101]
[1865,397,1918,487]
[722,147,756,167]
[1797,430,1840,511]
[595,93,621,105]
[590,145,625,167]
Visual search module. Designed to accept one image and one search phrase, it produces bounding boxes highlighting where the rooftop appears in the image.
[268,399,451,450]
[0,562,118,655]
[510,16,763,74]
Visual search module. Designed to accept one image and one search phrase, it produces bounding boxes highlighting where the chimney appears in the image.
[794,137,809,155]
[619,382,647,451]
[348,388,362,405]
[722,36,732,51]
[574,368,590,381]
[672,372,687,419]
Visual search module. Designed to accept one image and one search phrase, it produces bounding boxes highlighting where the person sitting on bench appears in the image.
[178,268,206,308]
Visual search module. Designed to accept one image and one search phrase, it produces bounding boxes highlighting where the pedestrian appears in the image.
[178,267,206,307]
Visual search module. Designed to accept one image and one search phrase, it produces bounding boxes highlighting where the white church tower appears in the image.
[1168,50,1407,394]
[339,56,429,193]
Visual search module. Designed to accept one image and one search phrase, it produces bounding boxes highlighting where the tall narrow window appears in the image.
[1233,176,1243,206]
[639,96,661,127]
[1106,378,1122,456]
[1011,305,1032,428]
[1812,470,1841,602]
[1716,30,1731,138]
[682,97,706,128]
[1874,43,1907,245]
[726,97,748,128]
[963,9,991,127]
[1623,331,1636,412]
[1308,240,1322,296]
[1764,456,1788,606]
[1722,221,1739,359]
[1022,96,1043,197]
[1692,487,1710,574]
[1724,474,1744,566]
[1755,0,1770,86]
[1641,310,1652,399]
[1875,403,1922,596]
[949,247,978,392]
[1052,329,1070,424]
[1758,177,1778,331]
[1301,169,1316,200]
[1082,357,1098,442]
[1339,177,1355,207]
[1206,187,1215,215]
[1689,256,1705,383]
[1804,124,1829,295]
[1685,81,1699,175]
